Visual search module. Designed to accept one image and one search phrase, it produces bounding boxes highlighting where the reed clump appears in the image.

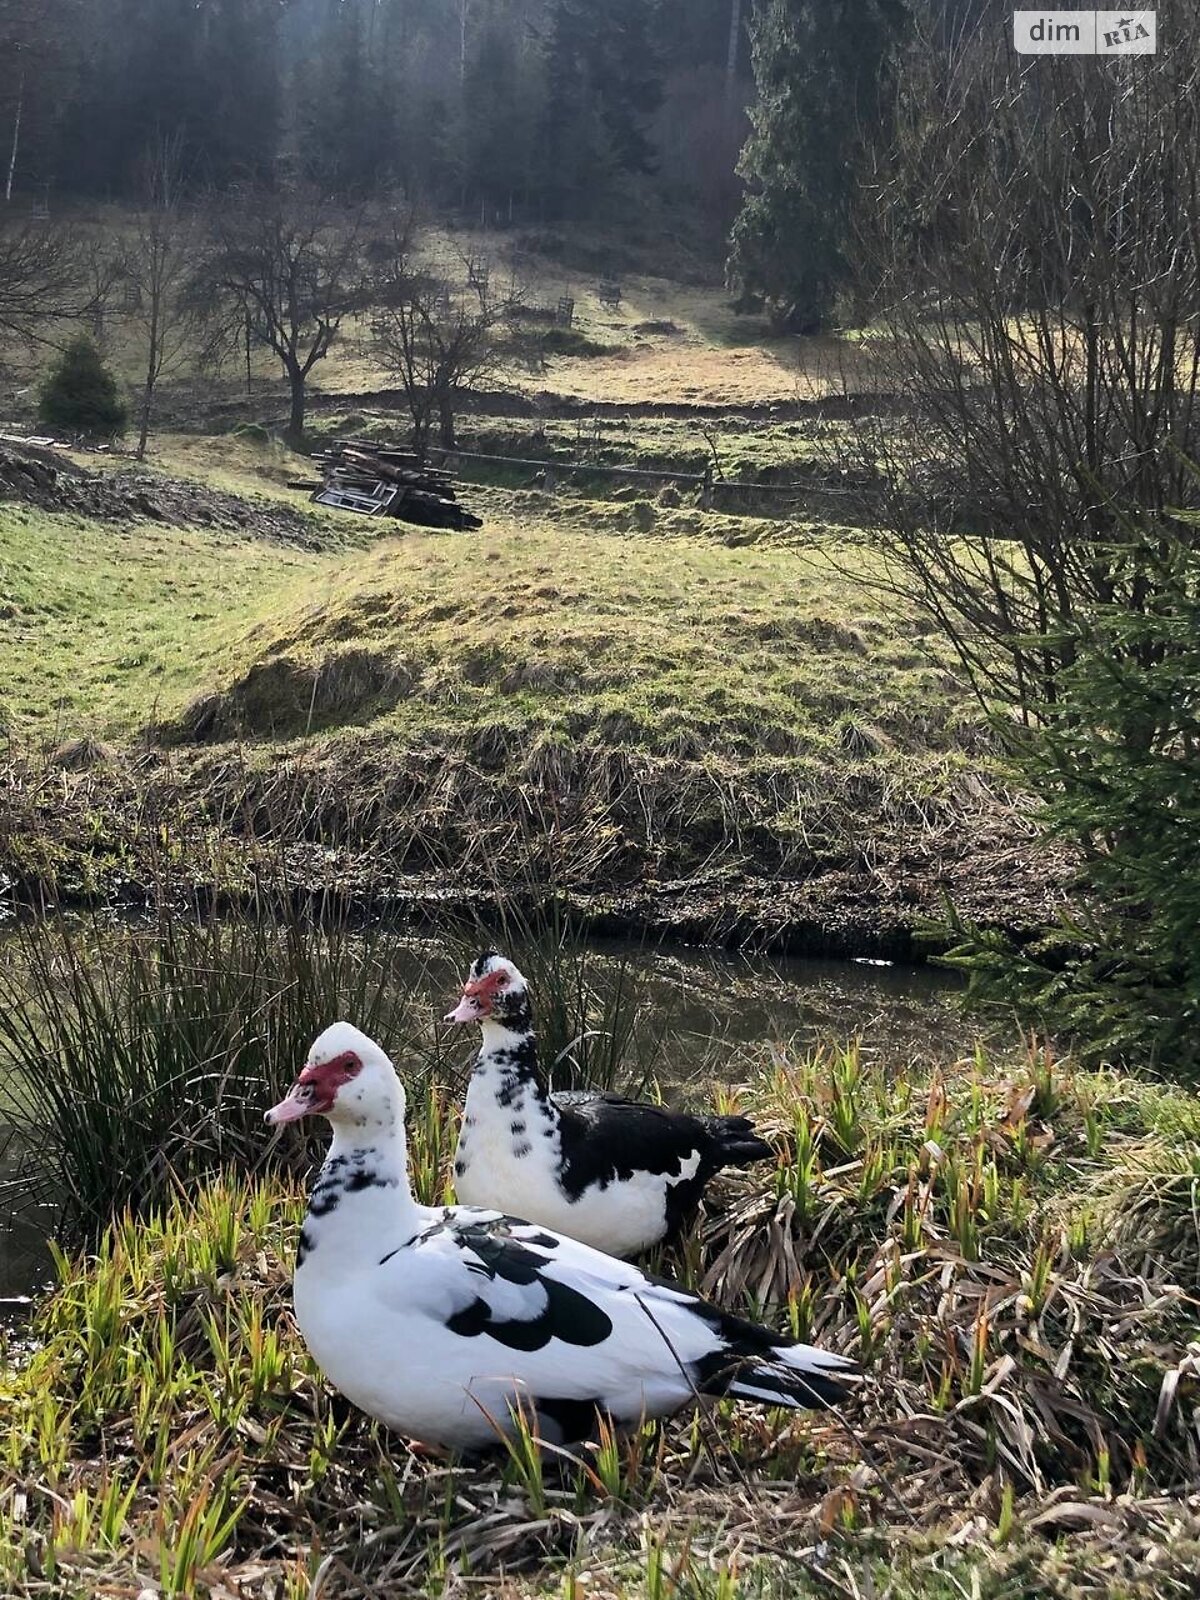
[0,906,671,1237]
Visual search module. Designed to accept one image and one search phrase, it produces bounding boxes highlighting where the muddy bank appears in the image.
[204,856,1065,960]
[0,750,1071,959]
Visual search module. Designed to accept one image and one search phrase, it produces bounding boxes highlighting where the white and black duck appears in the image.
[265,1021,852,1454]
[446,951,774,1258]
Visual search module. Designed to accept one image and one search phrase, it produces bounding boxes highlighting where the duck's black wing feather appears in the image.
[548,1091,773,1239]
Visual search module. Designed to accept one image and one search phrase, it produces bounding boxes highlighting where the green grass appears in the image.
[310,408,845,486]
[0,478,1015,917]
[166,498,977,758]
[0,502,342,740]
[4,1038,1199,1599]
[0,485,972,759]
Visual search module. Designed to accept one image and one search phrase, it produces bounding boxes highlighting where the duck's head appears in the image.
[444,950,532,1031]
[265,1021,404,1131]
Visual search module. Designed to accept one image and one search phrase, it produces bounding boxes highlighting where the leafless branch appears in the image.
[839,0,1200,719]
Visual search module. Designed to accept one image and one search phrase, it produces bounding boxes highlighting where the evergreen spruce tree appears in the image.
[198,0,282,186]
[295,0,379,189]
[38,336,128,437]
[729,0,908,332]
[54,0,283,194]
[460,3,541,217]
[541,0,663,218]
[944,527,1200,1075]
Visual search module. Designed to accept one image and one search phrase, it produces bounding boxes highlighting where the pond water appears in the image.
[0,930,975,1305]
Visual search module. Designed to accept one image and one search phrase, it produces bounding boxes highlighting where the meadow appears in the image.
[2,240,1189,1600]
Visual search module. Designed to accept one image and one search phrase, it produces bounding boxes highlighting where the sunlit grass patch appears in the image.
[1,480,979,768]
[0,502,344,741]
[166,510,979,760]
[137,431,329,505]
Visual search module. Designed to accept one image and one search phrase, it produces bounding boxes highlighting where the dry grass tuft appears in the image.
[47,735,119,771]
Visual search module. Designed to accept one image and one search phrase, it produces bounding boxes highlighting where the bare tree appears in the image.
[724,0,742,111]
[0,214,77,340]
[198,187,369,447]
[371,227,524,459]
[79,229,122,346]
[123,139,201,459]
[843,0,1200,719]
[5,64,22,204]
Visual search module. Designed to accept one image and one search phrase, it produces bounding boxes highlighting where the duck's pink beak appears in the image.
[444,994,479,1024]
[264,1083,314,1124]
[265,1050,362,1126]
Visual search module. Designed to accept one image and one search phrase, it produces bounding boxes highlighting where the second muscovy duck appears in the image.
[266,1021,851,1453]
[446,950,774,1257]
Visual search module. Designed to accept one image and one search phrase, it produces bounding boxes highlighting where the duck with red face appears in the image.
[446,950,775,1259]
[264,1019,852,1454]
[266,1047,369,1123]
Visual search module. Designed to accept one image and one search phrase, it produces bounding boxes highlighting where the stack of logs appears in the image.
[310,439,482,530]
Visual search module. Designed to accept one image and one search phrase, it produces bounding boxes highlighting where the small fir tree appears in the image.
[945,525,1200,1075]
[38,335,128,437]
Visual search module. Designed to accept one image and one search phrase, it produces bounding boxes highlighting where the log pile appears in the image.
[311,439,482,530]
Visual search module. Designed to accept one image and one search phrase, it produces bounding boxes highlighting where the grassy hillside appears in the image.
[0,481,975,755]
[0,503,345,739]
[172,499,976,755]
[0,445,1053,944]
[0,223,879,437]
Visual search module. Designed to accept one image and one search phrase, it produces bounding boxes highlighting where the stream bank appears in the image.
[1,752,1071,961]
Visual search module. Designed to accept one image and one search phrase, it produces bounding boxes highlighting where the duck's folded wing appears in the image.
[524,1236,855,1407]
[364,1213,850,1414]
[365,1215,710,1387]
[367,1213,637,1345]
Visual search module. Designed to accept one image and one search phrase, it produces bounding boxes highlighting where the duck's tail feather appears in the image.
[700,1340,855,1410]
[704,1113,774,1168]
[727,1353,853,1410]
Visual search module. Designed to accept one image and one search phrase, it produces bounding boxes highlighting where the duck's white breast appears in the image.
[293,1263,507,1449]
[457,1155,697,1256]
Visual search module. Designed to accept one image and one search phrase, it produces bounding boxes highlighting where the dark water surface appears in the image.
[0,931,973,1304]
